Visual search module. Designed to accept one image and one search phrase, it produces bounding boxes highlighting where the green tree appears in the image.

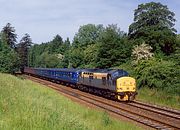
[64,37,71,51]
[84,44,99,68]
[69,47,84,68]
[70,24,104,68]
[1,23,17,49]
[73,24,104,48]
[58,38,71,68]
[128,2,177,55]
[0,40,19,73]
[28,34,71,68]
[17,33,32,72]
[28,44,42,67]
[50,35,63,53]
[96,24,131,68]
[36,52,61,68]
[164,34,180,65]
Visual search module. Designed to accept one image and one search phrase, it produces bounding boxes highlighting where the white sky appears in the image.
[0,0,179,43]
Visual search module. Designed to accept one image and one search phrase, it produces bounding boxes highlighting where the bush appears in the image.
[135,58,180,95]
[0,42,19,73]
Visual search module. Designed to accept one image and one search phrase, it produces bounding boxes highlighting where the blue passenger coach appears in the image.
[34,68,80,84]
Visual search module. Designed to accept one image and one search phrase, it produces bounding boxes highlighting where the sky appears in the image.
[0,0,179,43]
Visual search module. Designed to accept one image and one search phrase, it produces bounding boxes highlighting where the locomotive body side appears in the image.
[79,72,116,90]
[78,69,137,101]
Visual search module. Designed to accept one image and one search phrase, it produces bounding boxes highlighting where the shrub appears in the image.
[0,42,19,73]
[132,43,154,63]
[135,58,180,95]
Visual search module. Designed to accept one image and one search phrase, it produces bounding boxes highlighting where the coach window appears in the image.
[89,76,93,80]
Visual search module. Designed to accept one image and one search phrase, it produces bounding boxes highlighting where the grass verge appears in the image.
[0,73,142,130]
[137,87,180,109]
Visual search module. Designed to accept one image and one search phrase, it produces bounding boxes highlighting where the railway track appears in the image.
[131,101,180,120]
[24,75,180,130]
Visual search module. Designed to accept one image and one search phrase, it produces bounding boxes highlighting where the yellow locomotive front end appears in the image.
[116,77,137,101]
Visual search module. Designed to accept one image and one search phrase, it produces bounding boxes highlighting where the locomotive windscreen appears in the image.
[111,70,129,80]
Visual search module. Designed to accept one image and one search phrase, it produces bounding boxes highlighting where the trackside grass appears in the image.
[137,87,180,109]
[0,73,142,130]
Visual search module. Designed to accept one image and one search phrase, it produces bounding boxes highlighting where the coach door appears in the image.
[107,74,112,86]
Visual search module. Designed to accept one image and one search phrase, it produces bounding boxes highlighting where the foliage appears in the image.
[59,51,70,68]
[0,23,19,73]
[28,36,71,68]
[16,33,32,72]
[69,24,104,68]
[134,58,180,95]
[64,37,71,51]
[69,47,84,68]
[83,44,99,68]
[0,41,19,73]
[129,2,177,55]
[1,23,17,49]
[96,24,131,68]
[36,52,61,68]
[73,24,104,48]
[70,24,133,69]
[167,34,180,63]
[132,43,153,63]
[48,35,64,53]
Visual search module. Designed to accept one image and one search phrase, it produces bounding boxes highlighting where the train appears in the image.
[24,67,137,101]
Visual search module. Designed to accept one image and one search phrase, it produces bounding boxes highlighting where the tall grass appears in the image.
[0,73,141,130]
[137,87,180,109]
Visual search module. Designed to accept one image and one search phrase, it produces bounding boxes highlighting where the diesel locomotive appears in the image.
[24,67,137,101]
